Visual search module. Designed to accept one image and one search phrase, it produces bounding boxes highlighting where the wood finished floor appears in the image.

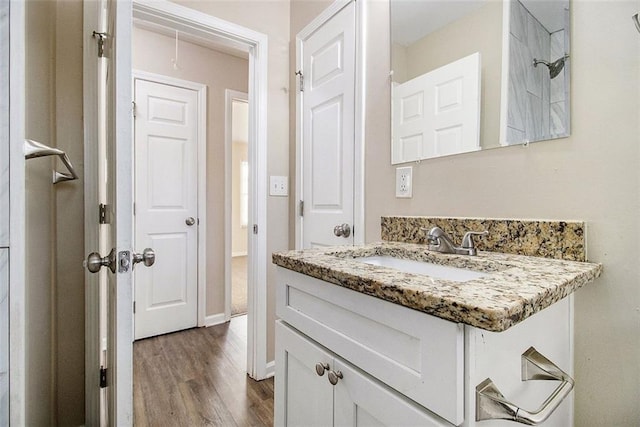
[133,316,274,426]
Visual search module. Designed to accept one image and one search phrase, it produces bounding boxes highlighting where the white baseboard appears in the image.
[232,251,247,257]
[204,313,227,327]
[264,360,275,379]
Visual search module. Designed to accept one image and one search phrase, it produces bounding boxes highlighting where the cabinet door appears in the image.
[276,321,334,427]
[333,359,452,427]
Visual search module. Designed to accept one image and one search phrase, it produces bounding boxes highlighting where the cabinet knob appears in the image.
[328,370,343,385]
[315,362,329,376]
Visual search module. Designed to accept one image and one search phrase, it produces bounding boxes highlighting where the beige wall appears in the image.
[132,26,249,317]
[26,1,86,425]
[173,0,291,360]
[25,1,55,424]
[53,1,85,424]
[365,1,640,425]
[392,1,503,149]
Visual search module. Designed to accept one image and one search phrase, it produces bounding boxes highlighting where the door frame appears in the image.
[294,0,366,249]
[8,0,27,424]
[224,89,249,321]
[131,70,208,331]
[129,0,270,381]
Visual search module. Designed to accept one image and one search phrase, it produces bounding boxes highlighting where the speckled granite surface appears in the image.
[381,216,587,262]
[272,242,602,332]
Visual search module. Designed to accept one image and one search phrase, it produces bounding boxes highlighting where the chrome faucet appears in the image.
[422,226,488,256]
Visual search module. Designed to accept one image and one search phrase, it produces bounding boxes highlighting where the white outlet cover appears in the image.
[396,166,412,198]
[270,176,288,196]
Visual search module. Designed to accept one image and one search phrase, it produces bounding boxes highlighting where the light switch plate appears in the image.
[396,166,412,198]
[270,176,288,196]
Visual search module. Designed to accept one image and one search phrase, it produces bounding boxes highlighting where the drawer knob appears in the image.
[328,370,343,385]
[315,363,329,376]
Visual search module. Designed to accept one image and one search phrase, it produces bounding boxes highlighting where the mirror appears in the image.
[390,0,570,164]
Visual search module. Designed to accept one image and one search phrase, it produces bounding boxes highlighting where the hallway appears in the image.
[133,316,273,426]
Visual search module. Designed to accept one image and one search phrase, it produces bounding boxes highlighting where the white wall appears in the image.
[364,1,640,425]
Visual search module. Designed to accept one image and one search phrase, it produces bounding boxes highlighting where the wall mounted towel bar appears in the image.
[476,346,574,425]
[24,139,79,184]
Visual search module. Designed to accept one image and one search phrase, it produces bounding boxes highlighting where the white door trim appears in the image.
[8,0,26,424]
[224,89,248,322]
[295,0,366,249]
[131,0,270,380]
[132,70,208,329]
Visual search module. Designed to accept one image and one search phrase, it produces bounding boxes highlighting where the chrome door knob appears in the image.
[132,248,155,268]
[185,217,196,226]
[333,223,351,238]
[85,248,117,274]
[315,362,330,376]
[328,370,343,385]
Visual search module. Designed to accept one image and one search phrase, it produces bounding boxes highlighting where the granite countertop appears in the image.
[272,242,602,332]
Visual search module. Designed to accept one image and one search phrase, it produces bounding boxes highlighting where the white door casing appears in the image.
[130,0,271,381]
[392,52,481,163]
[84,0,134,424]
[133,75,205,340]
[296,0,364,249]
[225,89,248,321]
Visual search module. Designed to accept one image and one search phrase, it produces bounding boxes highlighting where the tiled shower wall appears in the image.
[506,0,568,144]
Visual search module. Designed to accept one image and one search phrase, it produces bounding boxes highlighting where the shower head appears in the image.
[533,54,570,79]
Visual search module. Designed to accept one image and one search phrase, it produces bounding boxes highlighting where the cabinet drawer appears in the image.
[277,268,464,425]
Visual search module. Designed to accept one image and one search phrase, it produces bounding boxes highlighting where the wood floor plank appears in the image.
[133,316,274,426]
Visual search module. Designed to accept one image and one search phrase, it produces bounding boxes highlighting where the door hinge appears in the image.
[295,70,304,92]
[299,200,304,217]
[253,224,258,235]
[99,203,109,224]
[132,101,136,118]
[133,301,136,314]
[99,366,107,388]
[92,31,108,58]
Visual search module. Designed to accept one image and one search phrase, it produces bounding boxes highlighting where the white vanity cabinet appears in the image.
[275,268,574,427]
[276,321,453,426]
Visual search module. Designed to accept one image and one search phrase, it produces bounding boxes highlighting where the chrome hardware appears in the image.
[132,248,155,268]
[24,139,79,184]
[476,347,574,425]
[119,251,130,273]
[333,223,351,238]
[461,230,489,256]
[328,370,343,385]
[315,363,330,377]
[421,226,488,256]
[185,217,196,226]
[86,248,117,274]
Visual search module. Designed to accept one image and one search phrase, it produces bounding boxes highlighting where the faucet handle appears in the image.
[461,230,489,250]
[420,226,441,245]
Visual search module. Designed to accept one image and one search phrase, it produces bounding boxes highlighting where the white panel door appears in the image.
[300,1,356,248]
[84,0,135,424]
[275,321,334,427]
[392,52,481,163]
[134,78,199,340]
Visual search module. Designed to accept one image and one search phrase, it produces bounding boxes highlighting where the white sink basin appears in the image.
[354,255,487,282]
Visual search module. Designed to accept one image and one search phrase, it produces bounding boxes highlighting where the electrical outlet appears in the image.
[396,166,412,198]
